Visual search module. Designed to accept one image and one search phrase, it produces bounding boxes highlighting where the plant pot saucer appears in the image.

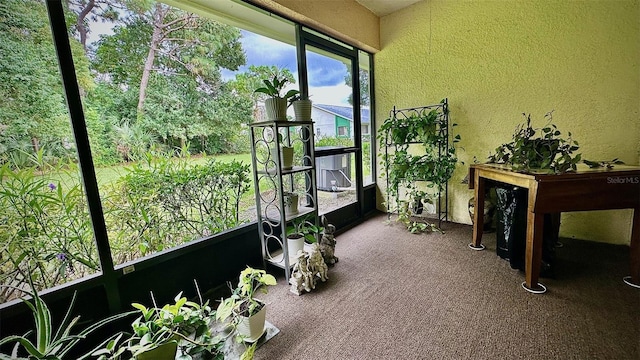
[242,326,267,343]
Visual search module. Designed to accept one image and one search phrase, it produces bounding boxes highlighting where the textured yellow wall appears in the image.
[377,0,640,244]
[248,0,381,52]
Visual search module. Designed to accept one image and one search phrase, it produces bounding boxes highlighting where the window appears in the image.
[0,0,99,303]
[83,2,292,264]
[359,50,374,186]
[0,0,374,305]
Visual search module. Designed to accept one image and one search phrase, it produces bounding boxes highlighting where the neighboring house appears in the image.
[312,104,370,139]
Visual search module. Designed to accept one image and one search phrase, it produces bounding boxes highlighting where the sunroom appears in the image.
[1,0,638,359]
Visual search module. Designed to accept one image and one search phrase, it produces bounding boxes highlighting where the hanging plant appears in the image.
[379,105,460,196]
[378,100,461,234]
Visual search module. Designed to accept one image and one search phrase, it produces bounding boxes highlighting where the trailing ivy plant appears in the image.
[488,111,581,173]
[378,100,461,233]
[583,158,624,169]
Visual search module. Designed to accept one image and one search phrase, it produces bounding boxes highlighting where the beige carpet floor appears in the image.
[254,212,640,360]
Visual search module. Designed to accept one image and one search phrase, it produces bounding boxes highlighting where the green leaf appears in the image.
[262,274,277,286]
[0,335,43,357]
[132,303,147,312]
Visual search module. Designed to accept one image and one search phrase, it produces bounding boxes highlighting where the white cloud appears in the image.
[309,84,351,106]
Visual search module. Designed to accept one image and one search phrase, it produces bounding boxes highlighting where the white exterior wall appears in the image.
[311,108,335,138]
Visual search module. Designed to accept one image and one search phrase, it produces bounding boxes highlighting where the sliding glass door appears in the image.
[297,28,365,223]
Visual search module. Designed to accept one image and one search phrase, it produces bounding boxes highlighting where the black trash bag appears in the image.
[494,186,559,278]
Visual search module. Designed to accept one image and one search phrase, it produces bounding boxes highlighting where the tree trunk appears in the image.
[137,3,166,118]
[75,0,95,52]
[31,137,40,154]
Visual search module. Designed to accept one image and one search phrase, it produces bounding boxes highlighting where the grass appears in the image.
[92,153,253,186]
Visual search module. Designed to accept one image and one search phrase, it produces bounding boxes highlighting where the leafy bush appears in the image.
[104,155,251,262]
[0,164,99,302]
[315,136,352,148]
[0,154,252,302]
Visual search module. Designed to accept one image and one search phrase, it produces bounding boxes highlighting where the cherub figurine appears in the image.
[289,271,304,295]
[307,243,328,282]
[319,216,339,266]
[289,244,328,295]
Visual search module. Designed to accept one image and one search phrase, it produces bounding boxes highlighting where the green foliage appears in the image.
[395,200,441,235]
[344,65,370,106]
[0,0,75,166]
[0,154,252,302]
[216,267,276,323]
[228,65,296,105]
[378,104,459,195]
[92,282,224,360]
[104,155,251,261]
[0,276,133,360]
[583,158,624,169]
[488,111,581,173]
[1,0,253,168]
[315,136,352,148]
[286,215,323,243]
[216,267,276,358]
[378,101,459,234]
[0,163,99,302]
[253,73,299,100]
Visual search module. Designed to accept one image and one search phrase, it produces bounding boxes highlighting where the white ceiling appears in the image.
[355,0,424,16]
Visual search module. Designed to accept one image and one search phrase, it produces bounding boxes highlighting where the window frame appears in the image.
[0,0,375,312]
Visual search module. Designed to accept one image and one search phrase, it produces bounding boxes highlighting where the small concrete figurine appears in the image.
[288,271,305,295]
[308,243,328,282]
[289,243,328,295]
[319,216,339,266]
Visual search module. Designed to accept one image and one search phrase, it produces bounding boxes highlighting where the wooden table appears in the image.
[468,163,640,293]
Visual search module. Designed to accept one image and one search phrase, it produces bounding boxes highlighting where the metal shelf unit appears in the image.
[382,99,450,226]
[249,120,318,281]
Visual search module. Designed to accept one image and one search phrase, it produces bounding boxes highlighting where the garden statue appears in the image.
[289,271,304,295]
[308,243,328,282]
[289,243,328,295]
[319,216,339,266]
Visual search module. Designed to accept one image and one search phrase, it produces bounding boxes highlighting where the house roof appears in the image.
[313,104,370,124]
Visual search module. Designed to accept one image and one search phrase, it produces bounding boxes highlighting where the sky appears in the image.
[222,30,352,106]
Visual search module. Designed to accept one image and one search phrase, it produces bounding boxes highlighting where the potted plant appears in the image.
[254,75,299,121]
[378,100,459,234]
[271,133,294,170]
[279,146,294,170]
[286,215,323,255]
[410,189,431,215]
[282,191,299,216]
[92,282,223,360]
[216,267,277,344]
[487,111,581,173]
[0,280,133,360]
[289,94,312,121]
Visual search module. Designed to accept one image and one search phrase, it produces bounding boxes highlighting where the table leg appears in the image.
[469,173,486,251]
[623,207,640,289]
[523,209,546,293]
